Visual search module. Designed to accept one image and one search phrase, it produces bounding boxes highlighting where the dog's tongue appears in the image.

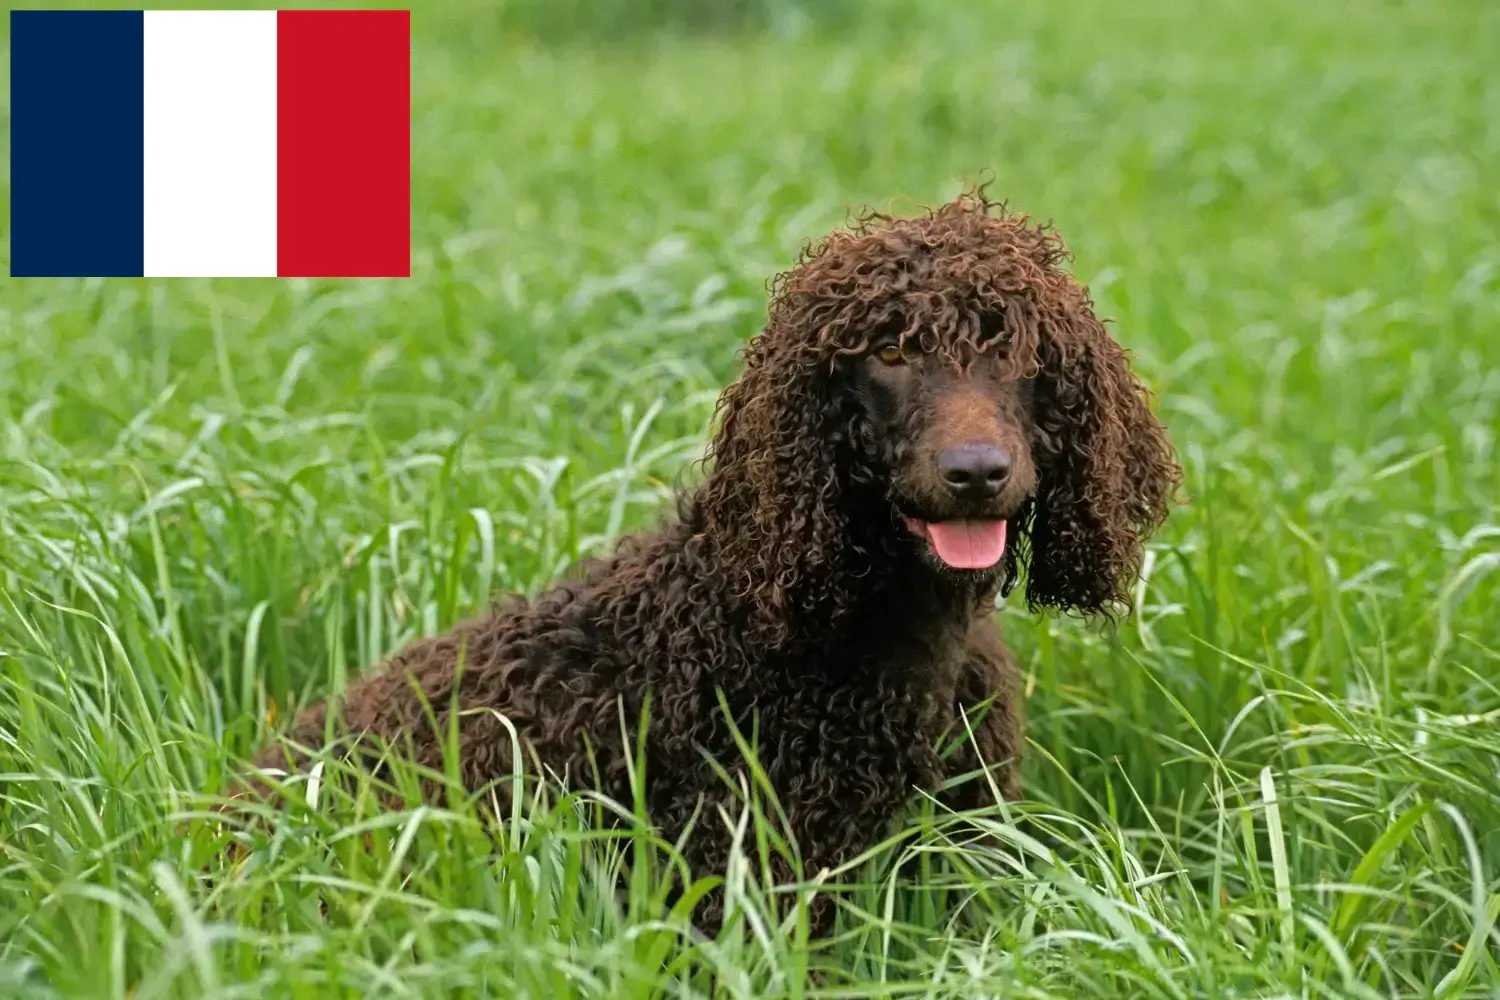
[924,519,1007,570]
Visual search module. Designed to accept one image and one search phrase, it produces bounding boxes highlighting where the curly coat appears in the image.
[245,190,1182,933]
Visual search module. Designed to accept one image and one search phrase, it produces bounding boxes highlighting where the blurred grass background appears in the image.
[2,0,1499,996]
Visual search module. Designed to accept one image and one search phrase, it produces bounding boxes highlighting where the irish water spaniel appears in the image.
[243,190,1182,933]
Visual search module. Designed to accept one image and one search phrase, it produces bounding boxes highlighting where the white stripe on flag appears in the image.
[143,11,278,278]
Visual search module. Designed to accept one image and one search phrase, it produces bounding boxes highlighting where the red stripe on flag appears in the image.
[277,10,409,278]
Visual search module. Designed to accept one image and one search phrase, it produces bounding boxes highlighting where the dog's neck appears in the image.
[773,505,998,655]
[677,481,999,654]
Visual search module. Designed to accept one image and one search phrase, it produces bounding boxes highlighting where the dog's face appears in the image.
[699,194,1181,639]
[846,334,1038,580]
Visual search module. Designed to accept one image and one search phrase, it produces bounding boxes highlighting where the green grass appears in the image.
[3,0,1500,995]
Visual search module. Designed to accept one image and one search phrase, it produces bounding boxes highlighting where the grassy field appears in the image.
[3,0,1500,995]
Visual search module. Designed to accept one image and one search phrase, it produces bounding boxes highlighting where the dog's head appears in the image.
[848,332,1038,579]
[699,191,1182,644]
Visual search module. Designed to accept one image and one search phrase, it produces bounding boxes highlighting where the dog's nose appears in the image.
[938,443,1012,499]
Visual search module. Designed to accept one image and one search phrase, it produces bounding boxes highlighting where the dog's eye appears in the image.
[875,343,904,365]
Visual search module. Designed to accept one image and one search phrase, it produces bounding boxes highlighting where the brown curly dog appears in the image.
[243,189,1182,934]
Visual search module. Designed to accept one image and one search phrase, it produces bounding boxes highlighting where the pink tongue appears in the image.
[925,520,1008,569]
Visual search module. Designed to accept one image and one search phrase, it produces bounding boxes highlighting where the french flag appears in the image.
[10,9,410,279]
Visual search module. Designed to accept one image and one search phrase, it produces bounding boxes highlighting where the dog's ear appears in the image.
[1023,292,1181,618]
[697,330,854,649]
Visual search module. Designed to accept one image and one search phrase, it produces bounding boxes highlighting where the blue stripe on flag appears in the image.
[11,11,146,278]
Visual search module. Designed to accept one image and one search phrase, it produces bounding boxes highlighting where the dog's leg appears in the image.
[941,618,1024,811]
